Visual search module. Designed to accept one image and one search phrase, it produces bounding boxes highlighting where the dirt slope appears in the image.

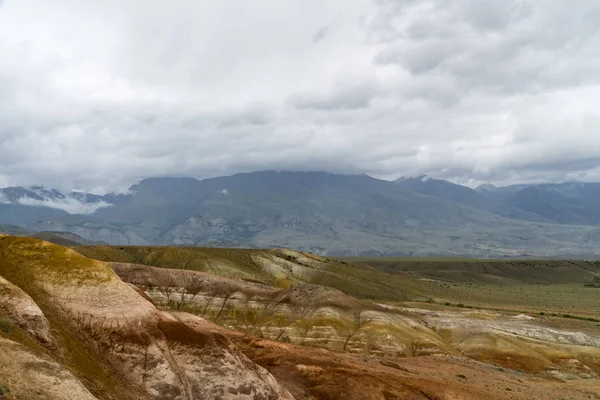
[107,261,600,383]
[192,315,600,400]
[0,236,292,400]
[2,237,600,399]
[0,337,98,400]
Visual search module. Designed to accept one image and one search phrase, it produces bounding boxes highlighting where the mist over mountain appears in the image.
[2,171,600,257]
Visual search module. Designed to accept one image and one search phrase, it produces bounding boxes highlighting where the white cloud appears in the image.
[0,0,599,191]
[16,196,112,215]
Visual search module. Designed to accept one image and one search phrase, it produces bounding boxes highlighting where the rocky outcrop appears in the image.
[0,337,98,400]
[0,276,53,345]
[0,236,293,400]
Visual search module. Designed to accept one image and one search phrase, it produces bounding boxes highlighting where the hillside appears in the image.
[0,224,29,235]
[2,237,600,399]
[74,245,428,301]
[78,242,600,398]
[75,245,600,317]
[0,224,92,246]
[477,181,600,225]
[394,176,550,222]
[0,236,293,400]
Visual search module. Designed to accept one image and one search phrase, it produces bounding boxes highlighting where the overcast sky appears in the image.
[1,0,599,193]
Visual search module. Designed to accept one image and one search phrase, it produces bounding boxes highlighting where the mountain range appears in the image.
[1,171,600,257]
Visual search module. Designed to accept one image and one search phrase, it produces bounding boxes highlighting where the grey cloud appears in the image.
[460,0,530,31]
[313,26,329,43]
[291,82,380,110]
[371,0,600,94]
[375,39,461,74]
[0,0,599,192]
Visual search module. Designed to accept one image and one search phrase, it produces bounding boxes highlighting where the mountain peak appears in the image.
[475,183,497,192]
[395,174,432,183]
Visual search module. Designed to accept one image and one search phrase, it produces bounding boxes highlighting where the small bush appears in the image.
[0,384,7,395]
[0,317,13,334]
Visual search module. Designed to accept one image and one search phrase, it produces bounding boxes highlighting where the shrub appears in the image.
[275,277,293,289]
[0,317,13,334]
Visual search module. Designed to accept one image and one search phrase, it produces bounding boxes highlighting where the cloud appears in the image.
[0,0,599,192]
[291,81,382,110]
[15,196,113,215]
[313,26,329,43]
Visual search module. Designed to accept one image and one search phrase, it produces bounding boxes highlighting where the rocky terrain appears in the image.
[0,236,292,399]
[109,261,600,381]
[1,236,600,399]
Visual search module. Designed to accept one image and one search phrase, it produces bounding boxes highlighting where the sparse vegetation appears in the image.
[175,275,205,310]
[0,316,13,334]
[293,304,319,346]
[337,310,371,352]
[584,277,600,288]
[153,270,176,303]
[213,286,238,323]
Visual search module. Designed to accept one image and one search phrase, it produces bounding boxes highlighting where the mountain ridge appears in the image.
[2,171,600,256]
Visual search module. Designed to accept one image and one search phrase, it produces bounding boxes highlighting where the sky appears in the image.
[0,0,599,193]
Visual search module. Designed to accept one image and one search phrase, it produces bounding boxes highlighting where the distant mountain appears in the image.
[26,231,97,246]
[477,182,600,226]
[0,186,112,225]
[394,176,550,222]
[0,223,94,246]
[2,172,600,256]
[0,223,30,235]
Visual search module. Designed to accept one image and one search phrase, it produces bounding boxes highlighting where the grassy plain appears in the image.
[345,257,600,317]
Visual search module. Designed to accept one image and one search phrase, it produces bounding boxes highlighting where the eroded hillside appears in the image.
[0,236,292,400]
[74,243,600,398]
[2,237,600,399]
